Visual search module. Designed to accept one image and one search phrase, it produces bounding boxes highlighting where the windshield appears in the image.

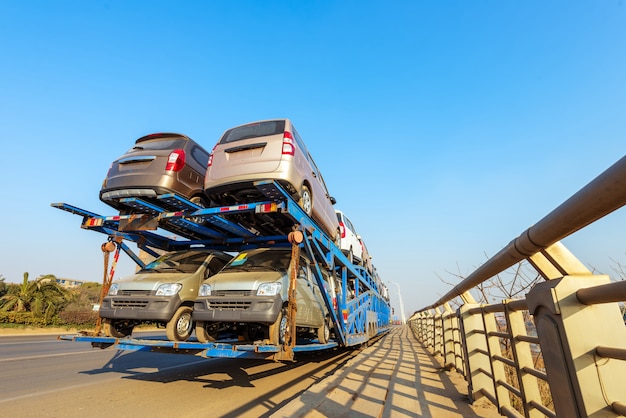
[219,120,286,144]
[139,251,209,274]
[222,249,290,273]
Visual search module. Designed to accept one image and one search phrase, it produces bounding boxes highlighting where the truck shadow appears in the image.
[79,344,357,390]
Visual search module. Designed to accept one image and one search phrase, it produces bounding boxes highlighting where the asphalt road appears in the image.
[0,331,360,418]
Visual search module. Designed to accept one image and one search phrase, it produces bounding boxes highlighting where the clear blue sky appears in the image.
[1,1,625,315]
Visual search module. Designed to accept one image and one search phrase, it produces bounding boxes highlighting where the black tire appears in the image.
[317,320,330,344]
[103,318,133,338]
[195,321,220,343]
[299,185,313,216]
[269,309,288,345]
[190,195,208,207]
[166,306,194,342]
[189,196,209,224]
[243,324,266,342]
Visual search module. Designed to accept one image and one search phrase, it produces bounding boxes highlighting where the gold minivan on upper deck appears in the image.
[204,119,339,241]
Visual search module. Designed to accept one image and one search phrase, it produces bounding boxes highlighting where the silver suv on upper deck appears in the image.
[100,133,211,210]
[204,119,340,241]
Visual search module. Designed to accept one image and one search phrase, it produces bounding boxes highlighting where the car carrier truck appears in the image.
[53,180,391,361]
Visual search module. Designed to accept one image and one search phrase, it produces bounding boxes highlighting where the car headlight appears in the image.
[198,283,212,297]
[156,283,182,296]
[108,283,119,296]
[257,282,282,296]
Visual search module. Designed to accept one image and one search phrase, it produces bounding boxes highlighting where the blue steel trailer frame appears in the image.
[53,180,391,361]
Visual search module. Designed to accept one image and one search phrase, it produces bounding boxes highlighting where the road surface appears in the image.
[0,331,359,417]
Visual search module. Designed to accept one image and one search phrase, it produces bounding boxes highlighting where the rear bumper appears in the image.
[192,294,283,323]
[99,295,182,322]
[100,185,192,202]
[204,179,299,203]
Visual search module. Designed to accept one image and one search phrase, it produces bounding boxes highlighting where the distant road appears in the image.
[0,332,358,417]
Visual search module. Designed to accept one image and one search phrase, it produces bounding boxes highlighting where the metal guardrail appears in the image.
[409,156,626,417]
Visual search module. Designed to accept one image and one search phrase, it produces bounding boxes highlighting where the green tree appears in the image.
[31,274,73,323]
[0,276,6,298]
[59,282,102,326]
[0,272,32,312]
[0,273,72,323]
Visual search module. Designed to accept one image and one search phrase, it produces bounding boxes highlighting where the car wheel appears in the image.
[166,306,193,342]
[269,308,288,345]
[195,321,220,343]
[347,247,354,264]
[103,318,133,338]
[299,185,313,216]
[317,320,330,344]
[189,196,208,224]
[243,324,266,342]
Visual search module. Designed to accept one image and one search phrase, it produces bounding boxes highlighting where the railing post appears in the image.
[527,274,626,417]
[442,303,455,369]
[452,308,465,374]
[433,306,443,355]
[483,307,511,412]
[460,303,497,404]
[504,301,544,418]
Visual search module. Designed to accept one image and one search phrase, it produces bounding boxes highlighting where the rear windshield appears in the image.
[130,138,187,152]
[220,120,286,144]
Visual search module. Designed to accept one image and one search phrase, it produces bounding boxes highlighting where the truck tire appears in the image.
[166,306,193,342]
[103,318,133,338]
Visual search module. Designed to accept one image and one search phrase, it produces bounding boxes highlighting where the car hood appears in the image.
[206,270,286,291]
[115,272,189,291]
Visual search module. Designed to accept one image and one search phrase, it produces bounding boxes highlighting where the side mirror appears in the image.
[330,196,337,205]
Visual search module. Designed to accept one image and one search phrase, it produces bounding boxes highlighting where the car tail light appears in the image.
[339,222,346,238]
[165,149,185,172]
[207,144,217,167]
[282,131,295,156]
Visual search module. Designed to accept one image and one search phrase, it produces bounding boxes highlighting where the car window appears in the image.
[220,120,286,144]
[308,154,331,194]
[191,145,210,168]
[292,127,310,155]
[206,256,228,278]
[345,217,356,233]
[297,265,307,281]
